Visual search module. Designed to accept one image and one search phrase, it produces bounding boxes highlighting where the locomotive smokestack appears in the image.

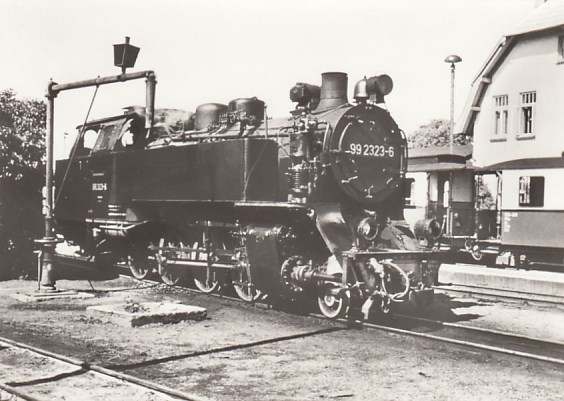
[314,72,349,112]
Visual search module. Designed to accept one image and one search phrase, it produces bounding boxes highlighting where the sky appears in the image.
[0,0,537,158]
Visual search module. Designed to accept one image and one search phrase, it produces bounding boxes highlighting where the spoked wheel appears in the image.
[233,265,263,302]
[157,236,187,286]
[317,282,349,319]
[191,240,221,293]
[128,241,154,280]
[193,269,220,293]
[471,244,484,261]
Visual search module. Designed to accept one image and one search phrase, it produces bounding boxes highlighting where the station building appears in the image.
[459,0,564,254]
[407,0,564,260]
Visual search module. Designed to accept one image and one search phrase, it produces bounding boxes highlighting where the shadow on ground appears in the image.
[392,293,485,323]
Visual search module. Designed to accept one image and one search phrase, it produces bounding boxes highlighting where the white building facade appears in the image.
[470,27,564,165]
[457,0,564,261]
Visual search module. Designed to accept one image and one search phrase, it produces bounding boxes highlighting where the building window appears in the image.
[493,95,509,135]
[518,176,544,207]
[519,91,536,135]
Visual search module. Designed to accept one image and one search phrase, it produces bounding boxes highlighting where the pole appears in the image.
[50,70,154,93]
[37,81,58,291]
[145,73,156,130]
[449,62,455,154]
[45,84,55,242]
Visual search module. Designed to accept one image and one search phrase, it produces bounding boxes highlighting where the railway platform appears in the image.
[438,263,564,305]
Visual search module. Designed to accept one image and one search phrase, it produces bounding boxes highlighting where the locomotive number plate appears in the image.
[349,143,395,157]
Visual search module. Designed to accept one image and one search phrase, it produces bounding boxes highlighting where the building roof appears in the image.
[408,145,472,159]
[484,156,564,171]
[408,162,474,173]
[455,0,564,136]
[407,145,474,172]
[506,0,564,37]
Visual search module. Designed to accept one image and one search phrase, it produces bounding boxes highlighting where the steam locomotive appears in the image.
[54,72,439,319]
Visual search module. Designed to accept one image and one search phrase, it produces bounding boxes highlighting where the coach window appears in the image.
[404,178,415,207]
[558,35,564,64]
[518,176,544,207]
[518,91,536,138]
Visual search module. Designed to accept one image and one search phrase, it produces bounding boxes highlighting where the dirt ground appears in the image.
[0,275,562,401]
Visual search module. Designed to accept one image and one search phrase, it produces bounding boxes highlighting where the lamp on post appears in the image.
[36,37,153,294]
[444,54,462,154]
[113,36,140,74]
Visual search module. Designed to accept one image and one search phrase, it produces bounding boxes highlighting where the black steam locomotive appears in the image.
[54,72,438,319]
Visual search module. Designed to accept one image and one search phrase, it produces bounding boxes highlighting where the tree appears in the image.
[408,118,471,149]
[407,118,495,220]
[0,89,46,279]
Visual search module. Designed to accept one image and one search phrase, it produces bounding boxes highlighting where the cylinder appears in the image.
[227,97,265,123]
[194,103,228,130]
[314,72,348,111]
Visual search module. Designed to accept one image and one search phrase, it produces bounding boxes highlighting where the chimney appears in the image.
[314,72,349,112]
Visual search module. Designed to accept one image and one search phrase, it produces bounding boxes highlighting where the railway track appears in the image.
[118,272,564,367]
[1,271,561,400]
[0,335,213,401]
[356,314,564,366]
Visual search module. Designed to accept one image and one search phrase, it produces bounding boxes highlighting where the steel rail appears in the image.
[361,320,564,366]
[0,336,214,401]
[0,383,45,401]
[308,313,564,366]
[394,313,564,347]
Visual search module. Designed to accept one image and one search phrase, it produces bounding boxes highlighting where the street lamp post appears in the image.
[444,54,462,154]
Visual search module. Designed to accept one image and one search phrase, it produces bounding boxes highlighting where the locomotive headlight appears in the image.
[365,74,394,96]
[358,217,379,241]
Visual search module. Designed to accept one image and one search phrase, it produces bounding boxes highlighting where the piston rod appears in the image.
[290,264,342,284]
